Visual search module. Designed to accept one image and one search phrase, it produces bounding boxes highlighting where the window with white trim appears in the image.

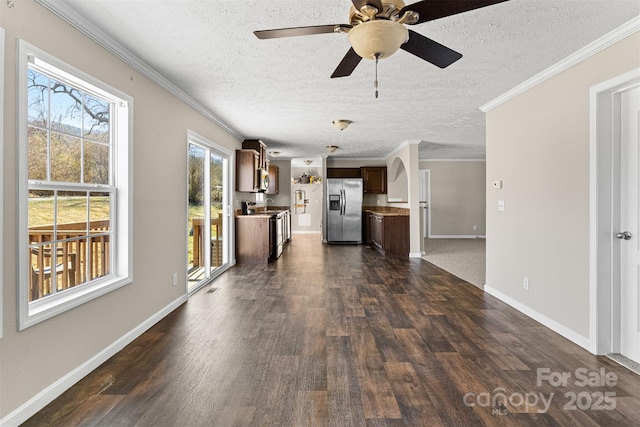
[18,40,132,329]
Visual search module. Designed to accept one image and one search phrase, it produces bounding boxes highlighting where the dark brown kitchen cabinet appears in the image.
[235,216,271,264]
[236,210,290,264]
[266,165,279,195]
[236,149,260,192]
[363,213,372,244]
[361,167,387,194]
[365,212,409,256]
[327,167,361,178]
[242,139,268,170]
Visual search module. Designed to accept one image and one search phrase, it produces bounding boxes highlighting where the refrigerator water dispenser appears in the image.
[329,195,341,210]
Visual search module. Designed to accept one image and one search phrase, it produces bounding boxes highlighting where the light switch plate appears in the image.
[498,200,505,211]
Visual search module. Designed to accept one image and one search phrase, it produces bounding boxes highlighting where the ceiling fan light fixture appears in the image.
[347,20,408,60]
[332,119,352,131]
[326,145,339,153]
[269,151,281,157]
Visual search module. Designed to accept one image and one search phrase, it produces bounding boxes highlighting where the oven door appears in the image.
[275,214,284,258]
[269,214,284,260]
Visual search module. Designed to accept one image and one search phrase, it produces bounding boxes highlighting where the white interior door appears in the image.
[619,85,640,364]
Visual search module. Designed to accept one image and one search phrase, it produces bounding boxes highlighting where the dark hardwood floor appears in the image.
[24,235,640,426]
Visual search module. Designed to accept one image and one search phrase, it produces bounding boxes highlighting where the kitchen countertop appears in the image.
[363,208,409,217]
[236,208,290,218]
[236,206,407,217]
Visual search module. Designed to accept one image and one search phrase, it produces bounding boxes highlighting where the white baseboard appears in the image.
[409,252,422,258]
[0,295,188,427]
[428,235,486,239]
[483,285,591,352]
[291,231,322,235]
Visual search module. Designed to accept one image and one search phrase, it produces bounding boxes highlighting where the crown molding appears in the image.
[35,0,243,141]
[480,16,640,112]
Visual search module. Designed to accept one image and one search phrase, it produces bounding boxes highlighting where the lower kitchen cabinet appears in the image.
[364,212,409,256]
[235,210,290,264]
[236,216,271,264]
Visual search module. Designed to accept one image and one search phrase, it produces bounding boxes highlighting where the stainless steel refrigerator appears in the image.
[326,178,363,243]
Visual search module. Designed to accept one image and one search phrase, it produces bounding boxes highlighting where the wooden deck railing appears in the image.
[29,220,111,302]
[191,215,223,268]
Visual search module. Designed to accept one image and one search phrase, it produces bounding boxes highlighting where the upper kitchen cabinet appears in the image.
[236,149,260,192]
[361,167,387,194]
[242,139,268,170]
[267,165,279,195]
[327,167,361,179]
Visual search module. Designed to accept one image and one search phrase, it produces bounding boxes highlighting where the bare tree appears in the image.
[27,68,110,186]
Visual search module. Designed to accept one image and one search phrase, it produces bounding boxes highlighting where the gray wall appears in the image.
[1,1,241,419]
[387,157,408,202]
[419,160,486,236]
[290,165,323,233]
[485,32,640,339]
[266,159,291,208]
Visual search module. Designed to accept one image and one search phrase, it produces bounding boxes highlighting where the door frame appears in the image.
[589,68,640,355]
[419,169,432,239]
[186,130,233,294]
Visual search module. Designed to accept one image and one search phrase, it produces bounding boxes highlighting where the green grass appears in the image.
[188,203,205,220]
[187,203,222,265]
[29,197,222,266]
[28,196,110,227]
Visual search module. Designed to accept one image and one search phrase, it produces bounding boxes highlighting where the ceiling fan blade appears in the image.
[254,24,349,39]
[401,0,510,25]
[401,30,462,69]
[331,48,362,78]
[351,0,384,13]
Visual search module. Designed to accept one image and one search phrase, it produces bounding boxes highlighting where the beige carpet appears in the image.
[421,238,486,288]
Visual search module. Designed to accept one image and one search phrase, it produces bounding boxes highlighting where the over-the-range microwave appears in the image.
[258,168,270,192]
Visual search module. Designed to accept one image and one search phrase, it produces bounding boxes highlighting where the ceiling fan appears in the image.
[255,0,510,79]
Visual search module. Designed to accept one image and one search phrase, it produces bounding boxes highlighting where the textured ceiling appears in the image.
[51,0,639,159]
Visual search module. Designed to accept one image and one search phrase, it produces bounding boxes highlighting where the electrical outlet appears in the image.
[473,225,477,231]
[523,277,529,291]
[172,273,178,286]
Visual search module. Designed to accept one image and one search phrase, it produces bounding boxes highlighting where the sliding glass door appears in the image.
[187,132,230,291]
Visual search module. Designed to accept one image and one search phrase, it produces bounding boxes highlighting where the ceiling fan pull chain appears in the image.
[374,54,379,99]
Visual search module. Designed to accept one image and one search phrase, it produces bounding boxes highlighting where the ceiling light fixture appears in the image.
[332,119,352,131]
[269,151,281,157]
[326,145,339,154]
[347,20,408,61]
[347,19,409,98]
[303,159,313,166]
